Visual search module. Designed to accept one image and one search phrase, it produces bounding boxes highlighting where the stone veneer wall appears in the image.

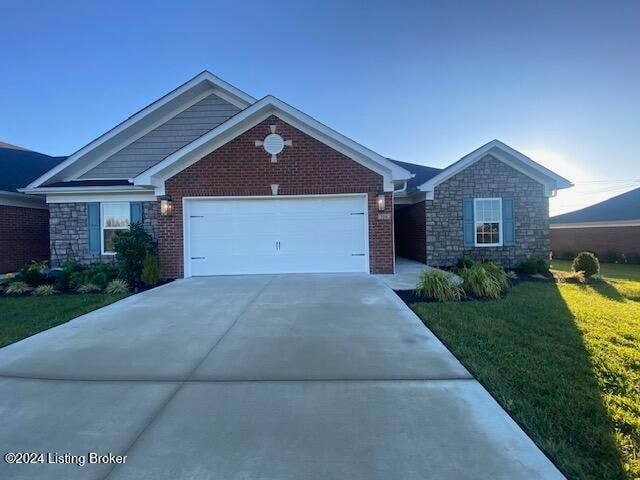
[425,155,550,268]
[49,201,158,266]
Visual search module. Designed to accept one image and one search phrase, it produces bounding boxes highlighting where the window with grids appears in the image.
[474,198,502,246]
[101,202,130,254]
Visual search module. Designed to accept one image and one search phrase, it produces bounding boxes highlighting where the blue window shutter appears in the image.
[502,198,515,246]
[463,198,475,247]
[130,202,143,225]
[87,202,101,255]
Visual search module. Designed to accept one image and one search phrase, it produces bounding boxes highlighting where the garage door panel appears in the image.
[186,196,368,276]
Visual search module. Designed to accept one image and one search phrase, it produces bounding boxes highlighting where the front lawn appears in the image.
[0,293,128,348]
[410,265,640,480]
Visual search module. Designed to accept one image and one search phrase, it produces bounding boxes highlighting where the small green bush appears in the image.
[5,281,33,295]
[460,263,506,299]
[19,260,48,287]
[517,257,549,275]
[105,279,129,294]
[113,223,154,285]
[33,284,58,296]
[76,283,102,293]
[416,268,464,302]
[572,251,600,278]
[68,263,118,290]
[456,254,475,271]
[141,253,160,287]
[55,260,84,291]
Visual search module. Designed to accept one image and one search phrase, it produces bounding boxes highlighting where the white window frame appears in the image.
[474,197,502,247]
[101,202,130,255]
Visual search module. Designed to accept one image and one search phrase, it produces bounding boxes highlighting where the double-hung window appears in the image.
[474,198,502,246]
[101,202,130,254]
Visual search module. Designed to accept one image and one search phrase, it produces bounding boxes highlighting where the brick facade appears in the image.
[158,115,394,278]
[49,201,158,266]
[425,155,550,268]
[0,205,50,273]
[551,225,640,259]
[394,201,427,263]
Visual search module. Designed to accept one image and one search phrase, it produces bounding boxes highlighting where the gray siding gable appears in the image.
[80,93,241,179]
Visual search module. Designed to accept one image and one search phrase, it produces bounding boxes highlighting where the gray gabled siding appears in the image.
[80,93,241,179]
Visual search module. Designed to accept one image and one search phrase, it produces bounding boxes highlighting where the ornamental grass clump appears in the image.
[5,281,33,295]
[105,279,129,295]
[460,262,507,299]
[416,268,464,302]
[32,284,58,296]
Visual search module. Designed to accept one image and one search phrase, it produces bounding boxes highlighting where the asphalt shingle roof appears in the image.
[0,145,66,193]
[551,187,640,223]
[388,159,442,192]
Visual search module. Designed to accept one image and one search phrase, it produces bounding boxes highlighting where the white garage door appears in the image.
[184,195,368,276]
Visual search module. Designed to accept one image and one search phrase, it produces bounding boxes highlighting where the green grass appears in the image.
[0,293,127,348]
[552,259,640,282]
[411,264,640,480]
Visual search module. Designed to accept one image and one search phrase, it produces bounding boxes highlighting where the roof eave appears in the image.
[134,95,412,193]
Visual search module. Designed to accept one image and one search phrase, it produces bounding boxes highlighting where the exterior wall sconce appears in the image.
[377,191,386,211]
[159,195,173,216]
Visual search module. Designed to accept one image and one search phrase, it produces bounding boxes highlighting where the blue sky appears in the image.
[1,0,638,215]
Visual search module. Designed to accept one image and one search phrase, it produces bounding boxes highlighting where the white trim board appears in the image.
[25,71,256,189]
[0,191,48,209]
[418,140,572,199]
[135,96,412,194]
[46,192,157,203]
[550,220,640,229]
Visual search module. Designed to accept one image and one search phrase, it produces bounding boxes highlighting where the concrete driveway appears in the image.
[0,274,563,479]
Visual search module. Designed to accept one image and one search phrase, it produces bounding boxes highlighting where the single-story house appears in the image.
[0,142,66,272]
[550,187,640,260]
[21,71,572,278]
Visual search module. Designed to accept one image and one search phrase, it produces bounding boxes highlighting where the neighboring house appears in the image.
[0,142,66,272]
[21,71,571,277]
[550,187,640,260]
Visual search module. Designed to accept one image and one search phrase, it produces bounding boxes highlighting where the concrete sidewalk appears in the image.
[0,274,564,480]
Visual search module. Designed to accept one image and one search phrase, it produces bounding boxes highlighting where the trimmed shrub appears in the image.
[19,260,48,287]
[105,279,129,294]
[460,263,506,299]
[76,283,102,294]
[113,224,154,285]
[517,257,549,275]
[572,251,600,278]
[141,253,160,287]
[5,281,33,295]
[33,284,58,296]
[416,268,464,302]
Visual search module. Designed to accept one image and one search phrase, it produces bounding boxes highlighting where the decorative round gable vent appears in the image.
[255,125,292,162]
[263,133,285,155]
